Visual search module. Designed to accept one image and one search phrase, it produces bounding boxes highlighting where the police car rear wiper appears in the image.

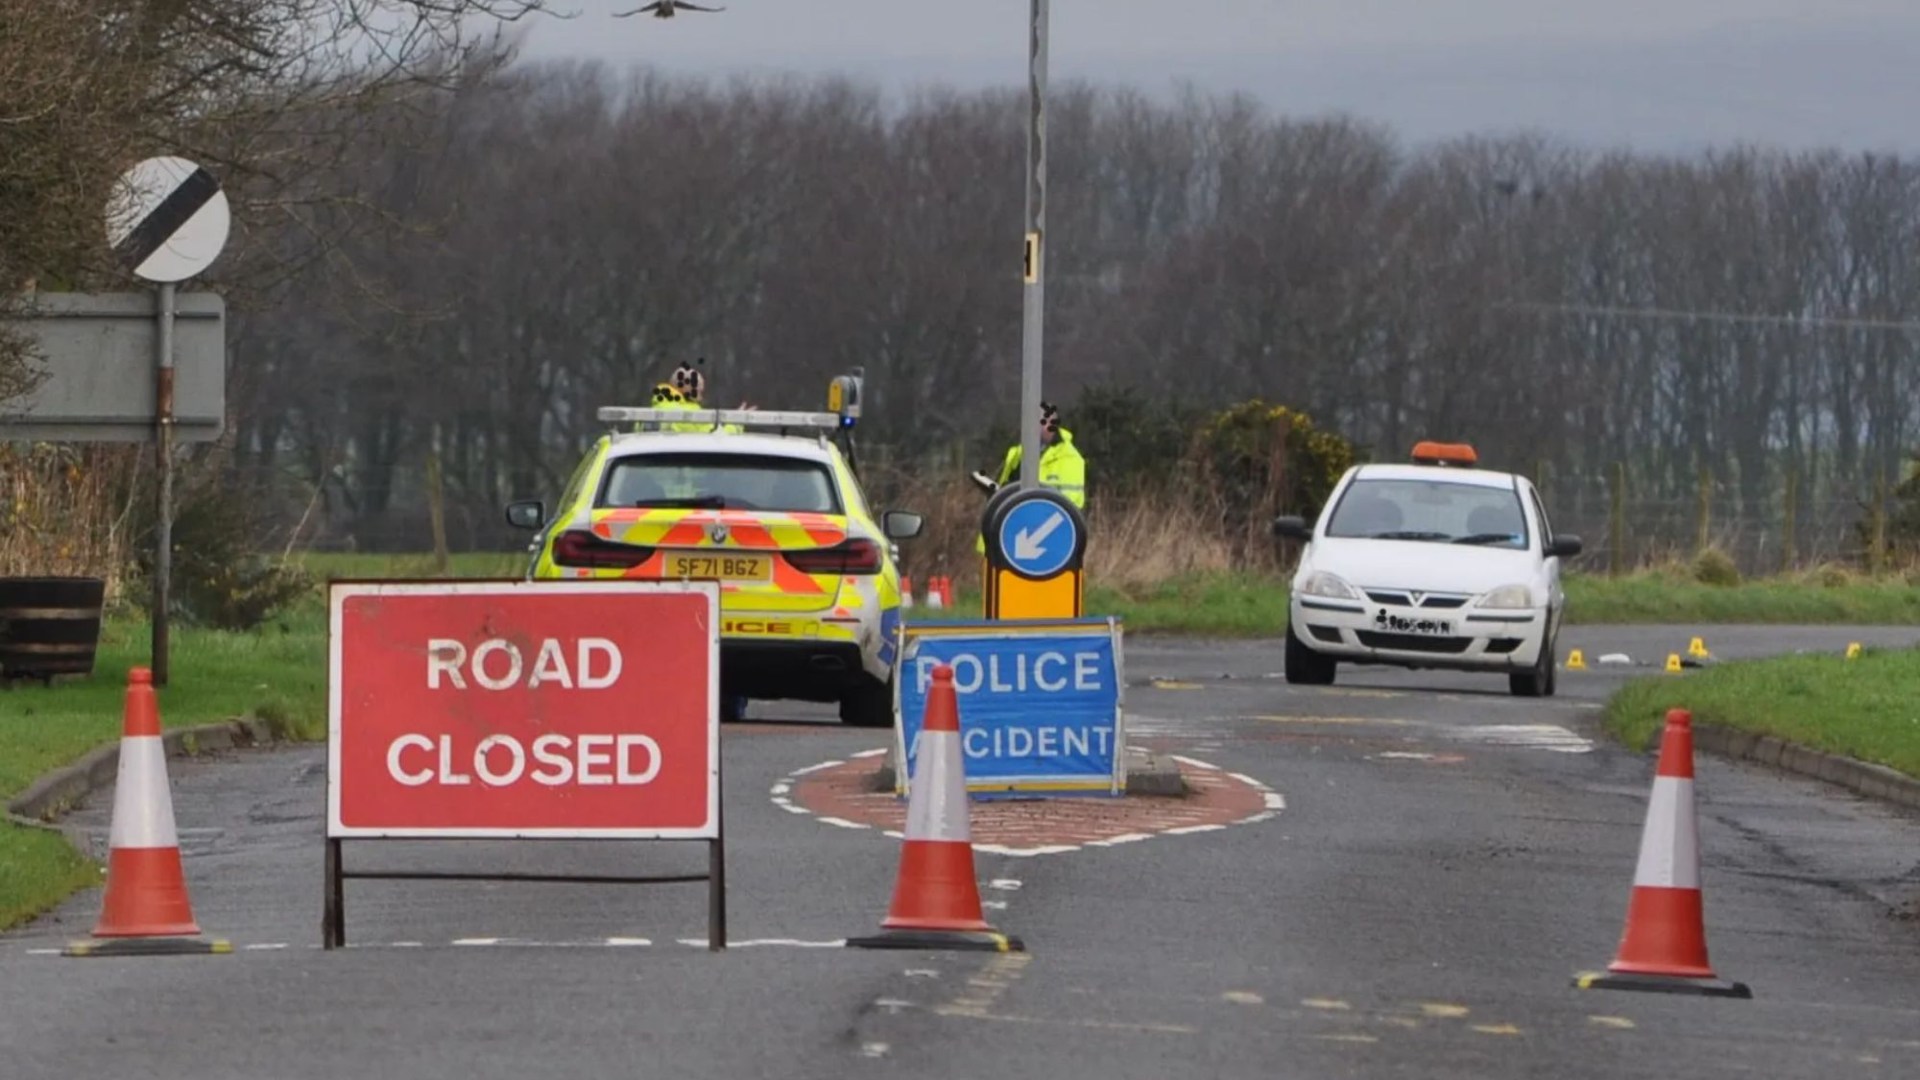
[631,496,727,509]
[1451,533,1517,545]
[1369,530,1450,541]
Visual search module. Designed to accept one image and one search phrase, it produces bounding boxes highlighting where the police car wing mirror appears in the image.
[505,500,545,530]
[1546,534,1583,559]
[1271,515,1311,541]
[883,510,925,540]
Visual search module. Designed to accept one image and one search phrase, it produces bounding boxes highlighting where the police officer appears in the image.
[975,401,1086,551]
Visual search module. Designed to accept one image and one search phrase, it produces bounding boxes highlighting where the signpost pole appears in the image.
[153,281,176,687]
[1018,0,1049,489]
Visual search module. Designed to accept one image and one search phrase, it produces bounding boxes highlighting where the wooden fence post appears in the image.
[1695,463,1711,555]
[1870,467,1887,577]
[426,432,451,576]
[1782,468,1798,573]
[1609,461,1627,577]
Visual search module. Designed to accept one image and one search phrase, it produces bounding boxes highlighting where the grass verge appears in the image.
[297,554,1920,633]
[1603,646,1920,779]
[0,609,327,930]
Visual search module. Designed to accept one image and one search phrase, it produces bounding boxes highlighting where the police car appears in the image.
[504,374,921,726]
[1272,442,1582,696]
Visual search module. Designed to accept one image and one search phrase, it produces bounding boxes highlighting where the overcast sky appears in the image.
[506,1,1920,154]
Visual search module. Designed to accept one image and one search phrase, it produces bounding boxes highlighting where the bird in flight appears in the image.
[615,1,725,16]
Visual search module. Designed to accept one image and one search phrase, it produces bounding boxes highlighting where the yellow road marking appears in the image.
[1588,1016,1636,1030]
[1419,1002,1470,1018]
[1472,1023,1523,1036]
[1220,991,1264,1005]
[1151,679,1202,690]
[1312,1034,1379,1044]
[1302,998,1352,1011]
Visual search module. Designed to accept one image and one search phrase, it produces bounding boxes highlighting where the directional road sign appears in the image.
[105,157,231,283]
[995,491,1080,579]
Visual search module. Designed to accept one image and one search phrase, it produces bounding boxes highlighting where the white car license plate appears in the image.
[1373,609,1454,636]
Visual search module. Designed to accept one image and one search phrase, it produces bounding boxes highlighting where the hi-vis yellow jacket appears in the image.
[976,428,1087,553]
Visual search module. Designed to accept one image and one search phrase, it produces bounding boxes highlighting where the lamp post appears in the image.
[1017,0,1048,487]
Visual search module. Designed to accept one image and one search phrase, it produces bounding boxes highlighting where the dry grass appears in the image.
[0,444,140,597]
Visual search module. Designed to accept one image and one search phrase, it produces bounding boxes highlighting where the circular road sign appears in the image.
[990,488,1085,580]
[105,156,230,283]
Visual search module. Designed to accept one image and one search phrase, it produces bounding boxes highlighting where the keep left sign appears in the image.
[327,580,719,839]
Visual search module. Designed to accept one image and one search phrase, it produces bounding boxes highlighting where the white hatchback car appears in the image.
[1272,442,1582,696]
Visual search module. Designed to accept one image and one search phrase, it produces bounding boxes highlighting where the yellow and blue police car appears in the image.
[504,375,921,726]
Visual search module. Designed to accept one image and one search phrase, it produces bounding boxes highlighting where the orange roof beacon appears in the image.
[1410,441,1478,467]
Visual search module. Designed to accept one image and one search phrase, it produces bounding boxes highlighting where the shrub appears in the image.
[124,456,315,631]
[1811,562,1855,589]
[1690,546,1741,587]
[1189,400,1357,564]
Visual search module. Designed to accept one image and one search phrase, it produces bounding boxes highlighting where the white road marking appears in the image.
[1172,755,1220,770]
[851,747,889,759]
[1263,792,1288,809]
[1166,824,1228,835]
[790,759,844,776]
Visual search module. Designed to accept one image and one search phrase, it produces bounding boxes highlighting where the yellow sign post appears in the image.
[980,485,1086,620]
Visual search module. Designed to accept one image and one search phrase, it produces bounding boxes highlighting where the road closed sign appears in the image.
[327,580,719,838]
[893,618,1125,796]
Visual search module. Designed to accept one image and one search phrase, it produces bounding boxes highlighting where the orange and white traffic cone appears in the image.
[847,664,1022,952]
[63,668,229,958]
[940,576,957,609]
[1574,708,1746,997]
[925,575,946,611]
[901,575,916,611]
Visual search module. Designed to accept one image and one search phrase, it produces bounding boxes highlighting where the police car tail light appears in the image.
[786,538,882,575]
[1300,571,1361,600]
[552,529,654,569]
[1481,584,1533,608]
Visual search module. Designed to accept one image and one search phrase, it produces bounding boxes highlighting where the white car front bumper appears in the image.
[1289,593,1549,670]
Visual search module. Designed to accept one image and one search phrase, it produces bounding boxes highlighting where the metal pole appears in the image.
[1017,0,1048,489]
[153,282,176,687]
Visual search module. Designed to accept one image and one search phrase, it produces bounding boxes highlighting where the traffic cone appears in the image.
[1665,653,1683,674]
[1566,649,1587,671]
[939,576,956,608]
[1573,708,1748,997]
[847,664,1023,953]
[925,575,946,611]
[1846,642,1862,660]
[63,668,229,958]
[901,575,916,610]
[1688,636,1710,659]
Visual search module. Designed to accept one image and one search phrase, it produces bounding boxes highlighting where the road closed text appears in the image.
[387,733,663,788]
[426,637,622,690]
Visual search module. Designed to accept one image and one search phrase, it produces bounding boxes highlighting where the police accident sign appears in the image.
[327,580,719,838]
[893,618,1126,796]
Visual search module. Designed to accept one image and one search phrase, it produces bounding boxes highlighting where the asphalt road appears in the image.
[5,623,1919,1079]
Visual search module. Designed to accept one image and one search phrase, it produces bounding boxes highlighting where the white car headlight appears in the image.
[1481,584,1534,609]
[1300,572,1362,601]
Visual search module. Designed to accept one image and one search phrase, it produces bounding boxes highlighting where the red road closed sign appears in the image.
[327,580,719,839]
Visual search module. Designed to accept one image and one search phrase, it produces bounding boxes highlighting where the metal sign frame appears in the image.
[320,577,726,951]
[890,616,1126,798]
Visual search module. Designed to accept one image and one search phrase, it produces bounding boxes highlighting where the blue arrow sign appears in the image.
[997,495,1077,578]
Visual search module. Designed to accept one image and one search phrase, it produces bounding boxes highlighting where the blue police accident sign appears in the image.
[893,618,1126,797]
[996,494,1079,578]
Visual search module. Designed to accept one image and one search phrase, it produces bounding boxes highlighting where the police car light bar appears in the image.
[596,407,851,431]
[1410,440,1478,466]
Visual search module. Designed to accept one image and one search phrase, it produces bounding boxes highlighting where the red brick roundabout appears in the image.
[776,748,1285,856]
